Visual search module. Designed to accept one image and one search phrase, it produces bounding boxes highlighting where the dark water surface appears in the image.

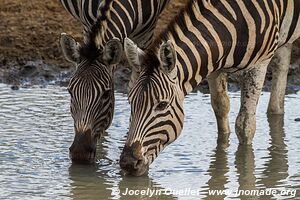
[0,83,299,199]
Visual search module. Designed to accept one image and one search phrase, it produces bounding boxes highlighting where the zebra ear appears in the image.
[124,37,145,70]
[60,33,81,64]
[158,40,177,74]
[124,37,145,90]
[102,38,123,65]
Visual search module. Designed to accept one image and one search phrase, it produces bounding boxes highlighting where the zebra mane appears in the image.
[97,0,114,21]
[143,50,161,76]
[80,0,114,61]
[138,0,203,80]
[141,0,208,77]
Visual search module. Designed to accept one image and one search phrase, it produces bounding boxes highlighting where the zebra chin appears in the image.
[69,150,96,164]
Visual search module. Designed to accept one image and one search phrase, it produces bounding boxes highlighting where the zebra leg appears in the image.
[208,72,230,144]
[267,43,292,115]
[235,60,270,145]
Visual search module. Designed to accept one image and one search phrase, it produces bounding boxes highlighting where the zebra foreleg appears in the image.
[267,43,292,115]
[235,60,270,145]
[208,72,231,144]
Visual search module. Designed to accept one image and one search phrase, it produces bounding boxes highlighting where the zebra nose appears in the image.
[120,153,144,171]
[119,142,148,176]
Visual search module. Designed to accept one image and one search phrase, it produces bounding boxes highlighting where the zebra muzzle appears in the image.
[119,141,149,176]
[69,130,97,163]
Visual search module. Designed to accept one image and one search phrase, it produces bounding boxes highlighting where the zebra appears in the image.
[59,0,171,163]
[59,0,295,120]
[120,0,300,176]
[59,0,101,32]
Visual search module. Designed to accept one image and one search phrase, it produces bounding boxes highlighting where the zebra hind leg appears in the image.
[208,72,231,144]
[267,43,292,115]
[235,60,270,145]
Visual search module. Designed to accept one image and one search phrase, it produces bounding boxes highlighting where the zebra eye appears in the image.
[156,101,169,111]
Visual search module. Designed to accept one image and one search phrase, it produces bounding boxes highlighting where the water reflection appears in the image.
[117,177,176,200]
[263,115,288,186]
[235,145,258,200]
[68,164,176,200]
[203,144,258,200]
[69,164,112,199]
[68,131,175,200]
[68,133,115,199]
[0,84,299,199]
[202,114,293,200]
[204,145,229,200]
[258,115,290,199]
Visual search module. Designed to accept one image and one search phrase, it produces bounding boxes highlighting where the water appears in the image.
[0,83,299,200]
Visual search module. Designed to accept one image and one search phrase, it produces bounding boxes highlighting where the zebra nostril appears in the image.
[134,159,144,169]
[120,141,146,173]
[120,153,144,170]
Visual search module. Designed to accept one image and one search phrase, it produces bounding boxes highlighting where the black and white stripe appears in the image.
[68,60,114,133]
[123,0,300,167]
[59,0,171,155]
[84,0,171,50]
[60,0,101,30]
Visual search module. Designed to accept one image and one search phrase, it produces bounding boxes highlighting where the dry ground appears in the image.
[0,0,189,67]
[0,0,299,89]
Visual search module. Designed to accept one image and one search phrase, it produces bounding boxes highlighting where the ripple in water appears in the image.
[0,84,299,199]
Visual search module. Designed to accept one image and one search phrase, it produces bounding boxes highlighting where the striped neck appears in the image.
[150,0,287,95]
[151,1,227,95]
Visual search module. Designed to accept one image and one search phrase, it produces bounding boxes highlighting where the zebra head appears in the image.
[120,38,185,176]
[60,33,123,163]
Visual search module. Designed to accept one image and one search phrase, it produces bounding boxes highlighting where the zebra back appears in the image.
[60,0,102,29]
